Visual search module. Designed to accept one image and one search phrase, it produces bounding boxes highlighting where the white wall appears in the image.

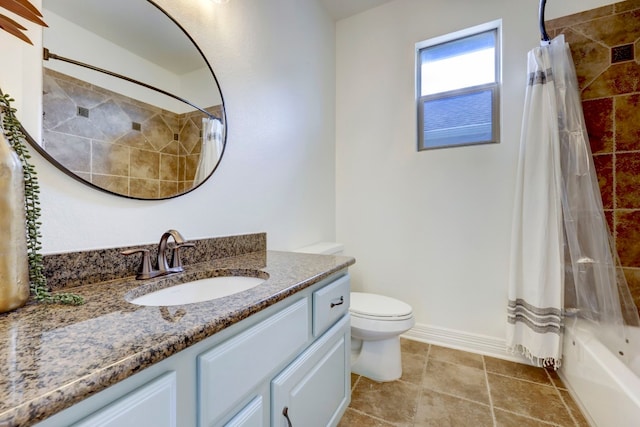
[42,10,223,114]
[0,0,336,253]
[43,11,188,114]
[335,0,619,344]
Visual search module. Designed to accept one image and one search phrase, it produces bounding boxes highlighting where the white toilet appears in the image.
[295,242,415,382]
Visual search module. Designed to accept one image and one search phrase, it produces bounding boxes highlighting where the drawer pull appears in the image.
[330,296,344,308]
[282,406,293,427]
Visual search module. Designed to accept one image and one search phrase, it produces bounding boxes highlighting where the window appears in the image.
[416,20,501,150]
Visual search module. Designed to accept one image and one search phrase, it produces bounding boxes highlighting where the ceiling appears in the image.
[320,0,395,20]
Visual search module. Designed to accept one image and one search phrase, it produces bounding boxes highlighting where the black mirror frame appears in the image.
[26,0,227,200]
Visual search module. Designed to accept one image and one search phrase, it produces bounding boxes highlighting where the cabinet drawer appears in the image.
[198,298,309,426]
[313,274,350,336]
[72,372,176,427]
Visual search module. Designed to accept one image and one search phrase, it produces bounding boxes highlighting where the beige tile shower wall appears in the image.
[547,0,640,312]
[42,69,221,198]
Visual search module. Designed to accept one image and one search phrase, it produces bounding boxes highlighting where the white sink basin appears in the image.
[129,276,266,306]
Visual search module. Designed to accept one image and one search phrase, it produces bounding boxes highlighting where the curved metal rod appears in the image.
[43,48,217,120]
[539,0,550,42]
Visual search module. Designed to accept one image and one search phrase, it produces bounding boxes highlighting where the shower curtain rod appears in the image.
[42,48,219,121]
[539,0,550,42]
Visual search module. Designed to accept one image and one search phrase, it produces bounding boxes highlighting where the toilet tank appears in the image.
[295,242,344,255]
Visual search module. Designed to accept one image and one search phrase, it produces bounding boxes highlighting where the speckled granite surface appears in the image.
[42,232,266,290]
[0,248,354,427]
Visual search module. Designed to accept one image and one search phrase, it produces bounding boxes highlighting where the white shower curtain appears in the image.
[507,36,564,368]
[508,34,640,369]
[194,117,224,186]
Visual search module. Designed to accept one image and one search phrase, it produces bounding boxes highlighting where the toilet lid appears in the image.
[350,292,413,318]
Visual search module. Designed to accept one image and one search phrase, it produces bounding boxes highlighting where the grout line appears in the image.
[485,370,557,388]
[611,96,618,231]
[421,346,495,423]
[492,407,564,426]
[351,374,360,392]
[342,407,395,426]
[427,356,486,372]
[612,95,618,250]
[344,346,582,427]
[482,355,498,427]
[409,343,431,425]
[547,368,581,427]
[419,384,492,409]
[558,392,581,427]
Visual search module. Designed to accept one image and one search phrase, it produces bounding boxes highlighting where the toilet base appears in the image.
[351,335,402,382]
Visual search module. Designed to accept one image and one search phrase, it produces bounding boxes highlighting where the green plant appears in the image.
[1,93,83,305]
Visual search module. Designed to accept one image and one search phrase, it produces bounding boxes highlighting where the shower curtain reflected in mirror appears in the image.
[507,34,639,368]
[194,117,224,187]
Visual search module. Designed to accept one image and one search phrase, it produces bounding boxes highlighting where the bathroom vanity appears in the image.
[0,237,354,427]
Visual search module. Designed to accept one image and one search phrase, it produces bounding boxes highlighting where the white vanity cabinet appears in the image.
[71,372,177,427]
[34,271,351,427]
[224,396,264,427]
[200,274,351,427]
[197,298,310,426]
[271,315,350,427]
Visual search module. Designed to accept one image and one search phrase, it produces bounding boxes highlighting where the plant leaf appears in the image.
[0,13,31,44]
[0,0,47,27]
[0,12,25,30]
[12,0,43,18]
[1,91,84,306]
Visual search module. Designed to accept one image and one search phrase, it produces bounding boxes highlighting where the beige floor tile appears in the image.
[350,373,360,391]
[401,337,430,355]
[494,409,559,426]
[423,359,490,404]
[350,377,420,426]
[429,345,484,369]
[484,357,553,385]
[414,388,493,427]
[337,408,395,427]
[546,367,567,389]
[340,344,586,427]
[401,351,427,385]
[559,389,591,427]
[488,373,573,425]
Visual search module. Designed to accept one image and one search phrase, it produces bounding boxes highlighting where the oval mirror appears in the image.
[29,0,225,200]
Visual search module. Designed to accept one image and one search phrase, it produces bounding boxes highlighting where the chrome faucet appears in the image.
[157,229,194,274]
[122,229,194,280]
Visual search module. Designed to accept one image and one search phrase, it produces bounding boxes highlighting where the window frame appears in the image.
[415,20,502,151]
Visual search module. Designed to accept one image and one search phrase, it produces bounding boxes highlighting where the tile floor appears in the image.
[338,338,590,427]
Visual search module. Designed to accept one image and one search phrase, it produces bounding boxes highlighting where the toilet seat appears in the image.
[350,292,413,321]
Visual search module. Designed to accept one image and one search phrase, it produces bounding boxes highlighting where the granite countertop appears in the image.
[0,250,355,427]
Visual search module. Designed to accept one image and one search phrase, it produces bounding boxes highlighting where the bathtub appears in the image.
[560,321,640,426]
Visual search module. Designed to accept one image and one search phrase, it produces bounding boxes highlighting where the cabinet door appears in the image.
[225,396,263,427]
[198,298,309,427]
[72,372,176,427]
[272,315,350,427]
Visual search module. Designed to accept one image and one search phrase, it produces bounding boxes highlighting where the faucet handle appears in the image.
[122,248,158,280]
[169,242,195,269]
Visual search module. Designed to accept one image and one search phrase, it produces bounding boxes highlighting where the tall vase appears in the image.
[0,132,29,313]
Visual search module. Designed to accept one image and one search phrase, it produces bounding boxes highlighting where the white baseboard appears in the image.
[402,322,532,364]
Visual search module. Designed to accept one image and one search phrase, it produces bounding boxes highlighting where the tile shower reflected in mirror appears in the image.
[43,69,222,199]
[35,0,226,200]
